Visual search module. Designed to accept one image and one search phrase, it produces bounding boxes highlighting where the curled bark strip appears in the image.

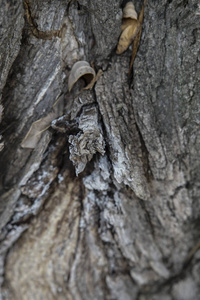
[68,61,96,92]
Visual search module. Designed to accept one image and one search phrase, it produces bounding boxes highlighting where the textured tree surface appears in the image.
[0,0,200,299]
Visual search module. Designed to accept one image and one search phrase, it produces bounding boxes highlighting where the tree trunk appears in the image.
[0,0,200,299]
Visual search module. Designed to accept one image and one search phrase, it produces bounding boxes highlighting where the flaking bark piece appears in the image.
[68,106,105,175]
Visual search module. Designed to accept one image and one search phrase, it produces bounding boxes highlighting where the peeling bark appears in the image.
[0,0,200,299]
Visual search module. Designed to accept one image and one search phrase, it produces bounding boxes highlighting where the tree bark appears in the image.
[0,0,200,299]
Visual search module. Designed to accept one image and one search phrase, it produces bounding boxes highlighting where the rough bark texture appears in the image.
[0,0,200,299]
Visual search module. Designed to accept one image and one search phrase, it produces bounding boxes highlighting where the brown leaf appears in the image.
[116,19,141,55]
[121,18,136,32]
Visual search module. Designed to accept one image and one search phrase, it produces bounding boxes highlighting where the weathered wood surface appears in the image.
[0,0,200,299]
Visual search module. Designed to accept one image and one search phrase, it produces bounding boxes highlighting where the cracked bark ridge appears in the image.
[0,105,3,150]
[0,0,200,300]
[0,0,24,150]
[95,57,150,200]
[0,2,68,187]
[77,0,122,63]
[0,0,24,93]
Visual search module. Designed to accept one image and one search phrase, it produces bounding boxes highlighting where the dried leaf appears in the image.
[116,19,141,55]
[21,114,54,149]
[21,97,63,148]
[121,18,136,32]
